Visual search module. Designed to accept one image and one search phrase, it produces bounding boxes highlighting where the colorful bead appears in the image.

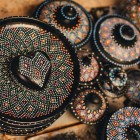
[77,48,103,85]
[70,87,108,125]
[61,5,78,20]
[0,17,80,135]
[93,15,140,67]
[109,67,128,87]
[121,0,140,28]
[106,107,140,140]
[35,0,93,48]
[18,52,51,88]
[98,66,128,98]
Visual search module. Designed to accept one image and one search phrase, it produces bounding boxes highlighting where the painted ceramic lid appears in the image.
[70,87,108,125]
[0,17,80,135]
[126,69,140,105]
[93,15,140,67]
[98,66,128,98]
[106,107,140,140]
[34,0,93,48]
[77,48,103,85]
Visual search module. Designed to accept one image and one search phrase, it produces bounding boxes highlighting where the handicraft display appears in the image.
[70,87,108,125]
[34,0,93,48]
[93,15,140,67]
[1,0,140,138]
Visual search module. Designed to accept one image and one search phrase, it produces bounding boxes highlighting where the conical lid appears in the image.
[93,15,140,67]
[35,0,93,48]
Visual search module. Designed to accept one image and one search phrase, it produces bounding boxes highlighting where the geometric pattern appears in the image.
[71,88,108,125]
[109,67,128,87]
[106,107,140,140]
[0,23,74,121]
[35,0,92,48]
[80,56,100,83]
[98,66,128,98]
[99,17,140,62]
[19,52,51,88]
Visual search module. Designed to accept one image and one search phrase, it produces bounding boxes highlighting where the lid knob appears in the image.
[81,56,91,66]
[61,5,78,20]
[119,25,135,41]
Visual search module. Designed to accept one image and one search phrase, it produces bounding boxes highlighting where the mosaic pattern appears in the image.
[0,17,79,128]
[94,15,140,66]
[70,88,108,125]
[109,67,128,87]
[19,52,51,88]
[106,107,140,140]
[126,70,140,104]
[80,57,99,82]
[35,0,92,48]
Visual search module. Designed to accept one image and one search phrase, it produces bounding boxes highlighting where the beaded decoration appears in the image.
[19,52,51,88]
[70,87,108,125]
[109,67,128,87]
[98,66,128,98]
[93,15,140,67]
[121,0,140,29]
[34,0,93,48]
[61,4,78,20]
[106,107,140,140]
[126,70,140,105]
[77,48,103,85]
[0,17,80,135]
[129,127,140,139]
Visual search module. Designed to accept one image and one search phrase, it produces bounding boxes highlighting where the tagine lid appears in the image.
[0,17,80,125]
[77,48,103,85]
[34,0,93,48]
[70,86,108,125]
[93,15,140,67]
[98,65,129,98]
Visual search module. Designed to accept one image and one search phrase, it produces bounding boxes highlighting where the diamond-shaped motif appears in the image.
[19,52,51,87]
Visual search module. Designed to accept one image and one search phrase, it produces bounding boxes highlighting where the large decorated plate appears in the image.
[0,17,80,135]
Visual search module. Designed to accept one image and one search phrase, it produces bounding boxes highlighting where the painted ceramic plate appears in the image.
[0,17,80,135]
[34,0,93,48]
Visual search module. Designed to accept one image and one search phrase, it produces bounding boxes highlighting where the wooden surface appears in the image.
[0,0,122,140]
